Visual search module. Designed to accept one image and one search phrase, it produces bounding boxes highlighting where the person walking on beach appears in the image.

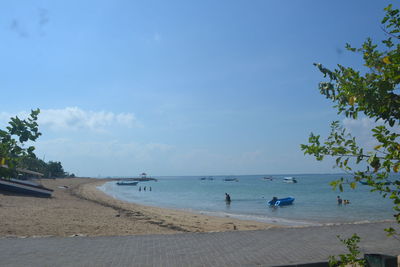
[337,196,342,205]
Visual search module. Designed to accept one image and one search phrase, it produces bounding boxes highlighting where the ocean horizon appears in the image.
[98,173,397,226]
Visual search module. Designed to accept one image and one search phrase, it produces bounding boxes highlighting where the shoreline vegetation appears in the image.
[0,178,277,238]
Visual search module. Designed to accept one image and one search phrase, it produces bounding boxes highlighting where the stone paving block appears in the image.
[0,221,399,267]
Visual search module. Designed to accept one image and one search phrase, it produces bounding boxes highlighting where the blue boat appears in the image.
[268,197,295,206]
[116,181,139,186]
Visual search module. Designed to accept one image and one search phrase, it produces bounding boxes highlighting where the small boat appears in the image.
[268,197,295,206]
[116,181,139,186]
[283,177,297,183]
[263,176,273,181]
[223,178,239,182]
[0,178,53,197]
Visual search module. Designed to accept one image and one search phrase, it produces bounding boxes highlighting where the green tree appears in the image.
[328,234,366,267]
[301,4,400,233]
[18,156,48,176]
[0,109,41,178]
[46,161,66,178]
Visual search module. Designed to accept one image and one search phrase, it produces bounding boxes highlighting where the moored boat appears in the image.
[116,181,139,186]
[268,196,295,206]
[223,178,239,182]
[283,177,297,183]
[263,176,273,181]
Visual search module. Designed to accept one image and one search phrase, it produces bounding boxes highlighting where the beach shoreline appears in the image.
[0,178,277,238]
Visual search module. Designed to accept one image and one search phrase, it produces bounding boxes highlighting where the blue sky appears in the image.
[0,0,394,176]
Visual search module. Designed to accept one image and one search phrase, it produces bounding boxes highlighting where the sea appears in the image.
[98,173,397,226]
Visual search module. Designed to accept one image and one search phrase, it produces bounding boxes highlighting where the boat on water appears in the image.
[268,196,295,206]
[116,181,139,186]
[263,176,273,181]
[223,178,239,182]
[0,178,53,197]
[283,177,297,183]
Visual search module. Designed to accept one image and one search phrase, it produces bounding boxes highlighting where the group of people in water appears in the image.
[225,194,351,206]
[337,196,350,205]
[139,186,152,192]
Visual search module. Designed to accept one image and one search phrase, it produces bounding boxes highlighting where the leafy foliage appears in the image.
[328,234,366,267]
[301,5,400,230]
[0,109,41,178]
[46,161,66,178]
[0,109,72,179]
[18,157,71,178]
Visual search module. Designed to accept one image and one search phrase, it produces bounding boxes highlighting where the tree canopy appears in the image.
[301,4,400,232]
[0,109,73,179]
[0,109,41,178]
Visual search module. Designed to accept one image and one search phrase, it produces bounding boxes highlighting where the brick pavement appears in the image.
[0,221,399,267]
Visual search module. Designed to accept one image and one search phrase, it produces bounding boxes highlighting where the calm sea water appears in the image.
[98,174,397,226]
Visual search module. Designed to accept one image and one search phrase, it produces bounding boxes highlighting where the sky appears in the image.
[0,0,396,177]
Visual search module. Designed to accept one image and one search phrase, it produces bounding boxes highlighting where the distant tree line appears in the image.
[19,157,75,178]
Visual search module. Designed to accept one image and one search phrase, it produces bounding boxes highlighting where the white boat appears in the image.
[283,177,297,183]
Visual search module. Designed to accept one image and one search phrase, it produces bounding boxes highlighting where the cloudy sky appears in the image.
[0,0,395,177]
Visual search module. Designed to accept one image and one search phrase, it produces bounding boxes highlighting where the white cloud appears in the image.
[342,117,400,149]
[0,111,29,125]
[0,107,139,132]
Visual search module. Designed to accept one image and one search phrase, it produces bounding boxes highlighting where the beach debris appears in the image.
[70,234,86,237]
[57,186,68,189]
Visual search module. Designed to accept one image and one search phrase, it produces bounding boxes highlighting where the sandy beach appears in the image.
[0,178,277,237]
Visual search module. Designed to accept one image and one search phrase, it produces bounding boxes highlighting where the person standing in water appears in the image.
[225,193,231,202]
[337,196,343,205]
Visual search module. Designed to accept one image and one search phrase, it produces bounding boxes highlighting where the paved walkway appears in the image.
[0,221,399,267]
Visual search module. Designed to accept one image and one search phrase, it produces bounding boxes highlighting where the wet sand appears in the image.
[0,178,277,237]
